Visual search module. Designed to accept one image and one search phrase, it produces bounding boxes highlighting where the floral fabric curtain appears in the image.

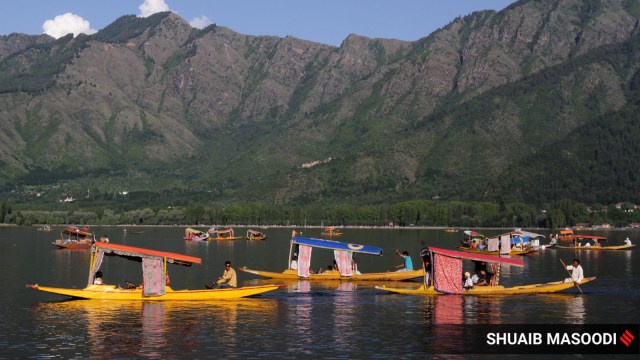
[142,257,166,296]
[297,245,312,278]
[433,253,463,294]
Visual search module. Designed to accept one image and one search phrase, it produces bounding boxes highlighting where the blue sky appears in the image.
[0,0,516,46]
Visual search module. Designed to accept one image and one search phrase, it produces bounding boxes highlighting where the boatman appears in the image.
[208,260,237,288]
[395,250,413,272]
[563,258,584,284]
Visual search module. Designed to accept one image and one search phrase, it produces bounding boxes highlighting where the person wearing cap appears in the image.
[208,260,237,288]
[463,272,473,290]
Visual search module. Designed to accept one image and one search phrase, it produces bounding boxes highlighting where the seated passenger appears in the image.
[93,271,103,285]
[463,272,473,290]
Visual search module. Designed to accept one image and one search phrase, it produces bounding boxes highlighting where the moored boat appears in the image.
[376,246,595,296]
[27,242,282,300]
[184,227,209,241]
[239,231,423,281]
[320,226,343,236]
[457,246,531,256]
[37,225,53,232]
[246,229,267,241]
[208,226,242,240]
[51,226,94,249]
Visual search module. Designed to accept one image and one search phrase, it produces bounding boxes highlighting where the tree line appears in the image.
[2,198,639,228]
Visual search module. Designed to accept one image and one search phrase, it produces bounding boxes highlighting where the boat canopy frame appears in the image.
[287,231,383,269]
[88,243,202,295]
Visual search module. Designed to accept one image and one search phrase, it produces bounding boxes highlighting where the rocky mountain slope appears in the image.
[0,0,639,206]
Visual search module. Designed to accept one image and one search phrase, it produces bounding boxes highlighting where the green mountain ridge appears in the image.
[0,0,639,208]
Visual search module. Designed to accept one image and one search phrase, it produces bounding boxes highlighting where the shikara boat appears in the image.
[376,246,595,296]
[37,225,53,232]
[460,230,486,247]
[27,242,282,300]
[51,226,94,249]
[457,246,531,256]
[239,231,424,281]
[555,236,635,250]
[320,226,343,236]
[246,229,267,241]
[208,226,242,240]
[184,227,209,241]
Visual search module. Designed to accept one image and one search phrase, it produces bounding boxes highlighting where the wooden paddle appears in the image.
[560,259,583,294]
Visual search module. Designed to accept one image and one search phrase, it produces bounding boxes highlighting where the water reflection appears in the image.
[333,282,357,352]
[31,299,278,358]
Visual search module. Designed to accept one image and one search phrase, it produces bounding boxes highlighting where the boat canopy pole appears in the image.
[288,230,295,268]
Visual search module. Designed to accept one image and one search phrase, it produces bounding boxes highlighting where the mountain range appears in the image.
[1,0,639,207]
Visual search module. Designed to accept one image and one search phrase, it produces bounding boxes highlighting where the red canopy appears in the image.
[94,242,202,266]
[428,246,525,267]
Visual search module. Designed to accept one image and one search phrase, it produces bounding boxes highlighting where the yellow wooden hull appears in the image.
[457,246,530,256]
[375,277,596,296]
[238,267,424,281]
[556,244,635,250]
[26,283,282,300]
[207,236,243,241]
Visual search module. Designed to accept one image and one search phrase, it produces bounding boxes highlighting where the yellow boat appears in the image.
[320,226,343,236]
[239,231,423,282]
[27,242,282,300]
[245,229,267,241]
[376,246,595,296]
[556,244,635,250]
[457,246,531,256]
[377,278,596,296]
[239,267,424,281]
[208,226,243,240]
[555,235,635,250]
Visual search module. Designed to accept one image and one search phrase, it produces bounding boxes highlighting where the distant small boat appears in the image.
[51,226,94,249]
[37,225,53,232]
[320,226,343,236]
[555,234,635,250]
[208,226,242,240]
[123,229,144,234]
[246,229,267,241]
[184,227,209,241]
[445,228,459,232]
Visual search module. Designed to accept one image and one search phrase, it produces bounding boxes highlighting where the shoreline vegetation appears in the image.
[7,223,638,231]
[2,199,639,229]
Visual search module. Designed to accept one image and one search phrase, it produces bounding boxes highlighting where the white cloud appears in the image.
[190,16,212,29]
[42,13,97,39]
[139,0,171,18]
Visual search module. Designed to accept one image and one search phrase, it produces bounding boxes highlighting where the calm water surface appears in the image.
[1,226,638,358]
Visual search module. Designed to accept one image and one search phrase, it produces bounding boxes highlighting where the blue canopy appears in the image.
[292,236,383,256]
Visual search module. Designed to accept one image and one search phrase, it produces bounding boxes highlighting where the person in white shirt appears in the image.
[624,237,633,246]
[290,255,298,270]
[564,259,584,284]
[93,271,103,285]
[463,272,474,290]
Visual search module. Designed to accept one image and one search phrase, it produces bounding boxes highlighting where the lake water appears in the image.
[1,226,638,358]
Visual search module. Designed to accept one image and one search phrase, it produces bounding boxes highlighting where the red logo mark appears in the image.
[620,330,634,347]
